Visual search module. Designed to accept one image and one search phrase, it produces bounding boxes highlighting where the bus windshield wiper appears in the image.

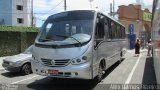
[69,37,82,46]
[54,34,68,38]
[38,38,59,48]
[39,38,53,42]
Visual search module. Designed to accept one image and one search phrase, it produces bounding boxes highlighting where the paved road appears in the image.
[0,49,157,90]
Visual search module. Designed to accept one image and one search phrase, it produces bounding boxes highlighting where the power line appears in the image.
[0,12,55,15]
[38,0,64,16]
[37,0,64,21]
[0,0,63,15]
[35,16,45,21]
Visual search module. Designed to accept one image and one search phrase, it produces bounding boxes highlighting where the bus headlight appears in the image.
[76,59,81,63]
[71,56,89,65]
[82,56,87,60]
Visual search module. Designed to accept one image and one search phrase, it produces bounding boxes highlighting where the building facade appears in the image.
[0,0,35,27]
[118,4,151,41]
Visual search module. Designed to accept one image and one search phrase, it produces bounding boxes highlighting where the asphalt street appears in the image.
[0,49,157,90]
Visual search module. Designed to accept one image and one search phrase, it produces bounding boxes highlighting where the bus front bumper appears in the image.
[31,62,93,79]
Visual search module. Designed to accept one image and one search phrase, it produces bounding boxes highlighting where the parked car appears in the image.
[2,45,33,75]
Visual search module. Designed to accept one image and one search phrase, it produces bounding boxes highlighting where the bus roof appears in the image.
[96,11,125,27]
[49,10,125,28]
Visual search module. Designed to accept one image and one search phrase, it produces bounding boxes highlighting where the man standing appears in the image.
[135,39,140,57]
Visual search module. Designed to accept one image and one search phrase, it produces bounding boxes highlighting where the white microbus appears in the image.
[31,10,126,82]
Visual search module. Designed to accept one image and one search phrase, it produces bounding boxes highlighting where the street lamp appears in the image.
[136,20,140,38]
[136,7,141,39]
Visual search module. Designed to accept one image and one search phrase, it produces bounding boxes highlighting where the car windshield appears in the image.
[37,10,94,46]
[23,45,33,54]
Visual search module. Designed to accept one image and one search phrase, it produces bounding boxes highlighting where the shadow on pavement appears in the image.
[27,78,97,90]
[102,58,124,80]
[1,72,27,78]
[142,57,158,90]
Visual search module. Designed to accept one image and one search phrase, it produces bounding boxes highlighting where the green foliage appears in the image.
[0,25,39,32]
[0,31,38,56]
[0,32,21,56]
[0,25,39,56]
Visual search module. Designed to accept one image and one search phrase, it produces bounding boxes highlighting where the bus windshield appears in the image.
[37,10,94,46]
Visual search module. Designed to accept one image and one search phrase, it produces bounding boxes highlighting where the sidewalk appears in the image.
[127,48,150,57]
[127,48,148,52]
[100,48,156,85]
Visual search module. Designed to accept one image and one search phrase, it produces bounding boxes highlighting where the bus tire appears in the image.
[119,51,124,63]
[94,64,103,83]
[120,51,123,57]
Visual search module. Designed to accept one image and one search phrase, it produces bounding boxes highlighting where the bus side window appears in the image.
[94,16,105,48]
[104,18,110,39]
[111,21,116,39]
[117,25,121,38]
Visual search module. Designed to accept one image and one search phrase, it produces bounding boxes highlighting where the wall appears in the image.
[0,31,37,56]
[118,4,151,40]
[118,20,143,38]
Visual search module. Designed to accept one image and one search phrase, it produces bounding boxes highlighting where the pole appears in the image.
[90,2,92,8]
[88,0,93,8]
[31,0,33,26]
[113,0,115,17]
[110,3,112,16]
[137,8,141,39]
[64,0,66,11]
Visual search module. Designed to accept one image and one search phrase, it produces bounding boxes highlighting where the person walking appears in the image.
[147,40,152,56]
[135,39,140,57]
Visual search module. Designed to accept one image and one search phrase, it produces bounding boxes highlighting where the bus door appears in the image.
[92,14,108,76]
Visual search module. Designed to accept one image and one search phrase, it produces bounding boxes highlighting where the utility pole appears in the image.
[31,0,34,27]
[110,0,115,17]
[90,2,92,8]
[113,0,115,17]
[110,3,112,16]
[64,0,66,11]
[88,0,93,9]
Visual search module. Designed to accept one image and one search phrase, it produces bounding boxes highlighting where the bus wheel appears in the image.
[120,51,123,57]
[95,65,104,83]
[119,51,123,63]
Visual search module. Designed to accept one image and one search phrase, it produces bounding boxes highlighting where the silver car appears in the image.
[2,45,33,75]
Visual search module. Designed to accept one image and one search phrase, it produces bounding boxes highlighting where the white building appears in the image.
[0,0,35,27]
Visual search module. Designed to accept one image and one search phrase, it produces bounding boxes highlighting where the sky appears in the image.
[33,0,153,27]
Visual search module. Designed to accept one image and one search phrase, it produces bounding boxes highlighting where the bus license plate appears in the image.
[48,69,58,75]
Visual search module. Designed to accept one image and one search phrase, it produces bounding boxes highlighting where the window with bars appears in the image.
[16,5,23,11]
[17,18,24,24]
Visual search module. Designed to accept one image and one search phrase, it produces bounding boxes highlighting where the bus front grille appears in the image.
[41,58,70,67]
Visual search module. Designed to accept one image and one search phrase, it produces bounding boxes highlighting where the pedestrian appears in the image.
[147,39,152,56]
[134,39,140,57]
